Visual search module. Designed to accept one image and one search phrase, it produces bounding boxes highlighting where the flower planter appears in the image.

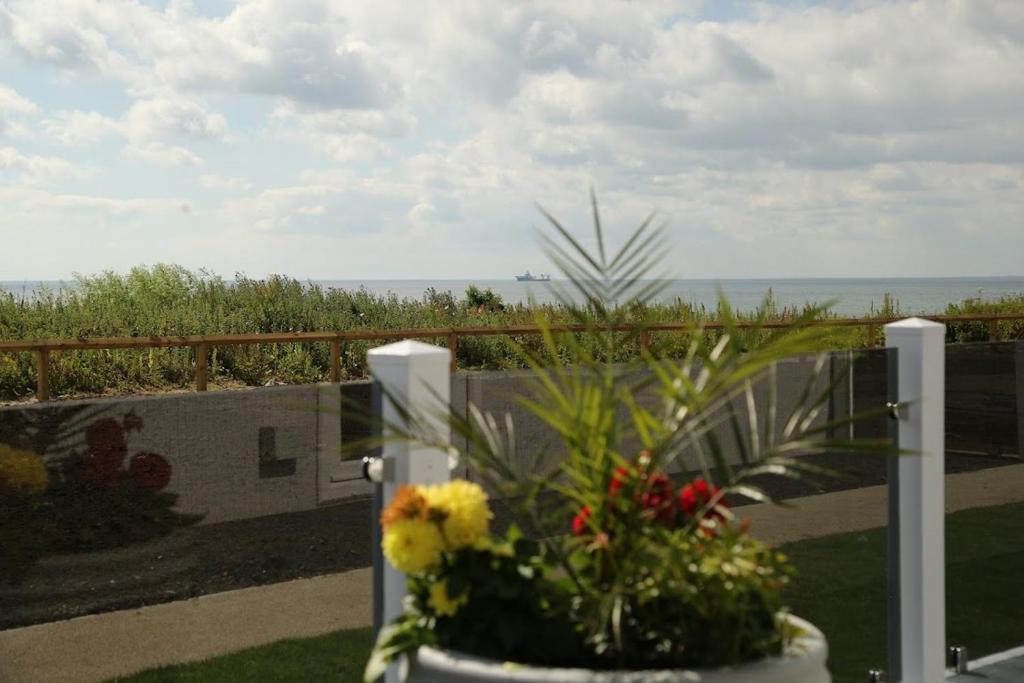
[404,615,829,683]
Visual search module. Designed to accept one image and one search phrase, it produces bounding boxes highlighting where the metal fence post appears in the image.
[885,318,945,683]
[886,347,901,682]
[366,340,451,683]
[369,380,384,641]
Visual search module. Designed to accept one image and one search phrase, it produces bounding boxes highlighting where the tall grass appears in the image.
[0,265,1021,401]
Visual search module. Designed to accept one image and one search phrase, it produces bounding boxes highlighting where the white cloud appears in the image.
[44,192,190,215]
[0,146,88,185]
[151,0,399,108]
[1,1,1023,279]
[267,102,413,161]
[0,83,36,114]
[122,96,226,141]
[41,109,120,145]
[199,173,252,191]
[0,0,400,108]
[122,141,203,167]
[44,94,226,144]
[0,82,37,138]
[217,179,417,234]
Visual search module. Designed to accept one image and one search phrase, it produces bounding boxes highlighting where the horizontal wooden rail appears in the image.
[3,313,1022,401]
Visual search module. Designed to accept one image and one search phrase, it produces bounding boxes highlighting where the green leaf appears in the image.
[363,619,427,683]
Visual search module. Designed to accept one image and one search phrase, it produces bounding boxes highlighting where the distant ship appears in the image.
[515,271,551,282]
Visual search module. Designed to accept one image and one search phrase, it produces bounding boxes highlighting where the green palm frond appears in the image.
[537,190,669,317]
[349,195,899,626]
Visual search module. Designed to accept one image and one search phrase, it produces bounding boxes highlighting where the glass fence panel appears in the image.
[945,341,1024,676]
[0,386,377,662]
[0,345,916,682]
[775,348,895,683]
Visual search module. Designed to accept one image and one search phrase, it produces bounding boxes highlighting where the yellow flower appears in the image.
[382,517,445,575]
[428,580,468,617]
[0,444,48,494]
[422,480,492,549]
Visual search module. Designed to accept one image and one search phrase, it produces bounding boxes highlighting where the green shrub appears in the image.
[1,266,1022,401]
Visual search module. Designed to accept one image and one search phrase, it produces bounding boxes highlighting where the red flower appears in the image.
[85,419,126,456]
[608,466,631,497]
[80,450,123,486]
[679,478,726,519]
[640,472,675,526]
[647,472,672,497]
[572,505,592,536]
[129,452,172,491]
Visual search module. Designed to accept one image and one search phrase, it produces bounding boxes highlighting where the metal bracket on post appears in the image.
[362,453,459,485]
[362,455,394,484]
[947,645,969,674]
[886,401,908,421]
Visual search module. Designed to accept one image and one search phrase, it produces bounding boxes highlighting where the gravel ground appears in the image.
[0,497,373,630]
[1,450,1017,631]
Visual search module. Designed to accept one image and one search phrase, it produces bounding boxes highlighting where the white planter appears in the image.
[404,615,829,683]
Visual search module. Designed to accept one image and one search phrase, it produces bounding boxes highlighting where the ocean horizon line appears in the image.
[4,274,1024,284]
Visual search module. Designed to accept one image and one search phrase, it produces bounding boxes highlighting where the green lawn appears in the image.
[783,500,1024,683]
[113,627,374,683]
[115,501,1024,683]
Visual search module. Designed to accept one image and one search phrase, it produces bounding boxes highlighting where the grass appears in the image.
[113,501,1024,683]
[3,264,1023,402]
[783,500,1024,683]
[113,626,375,683]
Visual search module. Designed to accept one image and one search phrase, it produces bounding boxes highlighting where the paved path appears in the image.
[0,568,372,683]
[743,462,1024,546]
[3,463,1024,683]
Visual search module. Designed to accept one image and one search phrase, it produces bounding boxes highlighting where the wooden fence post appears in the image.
[195,343,208,391]
[867,324,877,348]
[989,319,998,342]
[448,332,458,374]
[36,349,50,402]
[330,339,342,383]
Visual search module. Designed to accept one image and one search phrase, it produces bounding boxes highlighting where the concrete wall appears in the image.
[0,342,1018,527]
[0,386,331,525]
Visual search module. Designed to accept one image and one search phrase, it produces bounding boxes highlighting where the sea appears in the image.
[3,277,1023,317]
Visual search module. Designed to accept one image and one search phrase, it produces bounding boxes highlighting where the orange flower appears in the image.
[380,484,429,530]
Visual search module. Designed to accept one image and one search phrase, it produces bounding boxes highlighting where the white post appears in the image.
[367,340,451,683]
[885,318,945,683]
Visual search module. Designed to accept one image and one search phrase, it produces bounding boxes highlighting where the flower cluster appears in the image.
[79,417,172,491]
[380,480,492,576]
[573,454,728,538]
[0,444,48,494]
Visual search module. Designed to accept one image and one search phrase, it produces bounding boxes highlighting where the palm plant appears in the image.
[364,194,892,674]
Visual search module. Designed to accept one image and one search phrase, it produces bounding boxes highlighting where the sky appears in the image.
[0,0,1022,281]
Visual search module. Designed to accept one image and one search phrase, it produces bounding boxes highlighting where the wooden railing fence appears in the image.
[2,314,1022,402]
